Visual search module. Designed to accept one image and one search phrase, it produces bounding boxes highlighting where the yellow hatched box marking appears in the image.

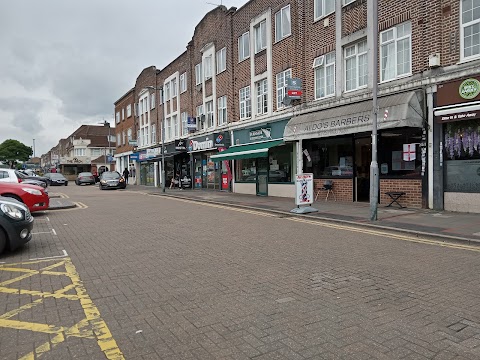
[0,258,124,359]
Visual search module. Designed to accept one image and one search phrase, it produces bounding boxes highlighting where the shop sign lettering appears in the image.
[303,114,370,133]
[249,128,271,141]
[459,78,480,100]
[189,139,213,151]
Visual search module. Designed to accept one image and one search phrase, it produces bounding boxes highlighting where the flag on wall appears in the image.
[403,143,416,161]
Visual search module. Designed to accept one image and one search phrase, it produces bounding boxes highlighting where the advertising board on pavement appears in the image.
[294,173,314,206]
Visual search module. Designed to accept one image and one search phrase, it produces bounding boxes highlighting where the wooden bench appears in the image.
[385,191,406,208]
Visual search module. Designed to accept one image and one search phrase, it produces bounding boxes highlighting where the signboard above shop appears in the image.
[435,76,480,122]
[188,132,230,152]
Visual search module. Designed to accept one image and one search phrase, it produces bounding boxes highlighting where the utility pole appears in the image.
[32,139,36,157]
[369,0,379,221]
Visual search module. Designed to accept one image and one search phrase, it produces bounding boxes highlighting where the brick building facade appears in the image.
[114,0,480,212]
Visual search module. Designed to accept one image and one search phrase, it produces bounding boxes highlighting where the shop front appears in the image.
[155,139,191,189]
[211,119,295,197]
[188,132,231,190]
[434,76,480,213]
[284,90,426,208]
[137,150,155,186]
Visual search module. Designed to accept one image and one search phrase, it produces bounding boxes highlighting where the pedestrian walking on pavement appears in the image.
[123,167,130,185]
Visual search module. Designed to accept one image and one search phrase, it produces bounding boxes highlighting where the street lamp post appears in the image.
[369,0,379,221]
[100,120,111,172]
[145,86,165,193]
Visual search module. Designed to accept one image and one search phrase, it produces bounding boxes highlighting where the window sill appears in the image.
[380,72,413,84]
[254,49,267,57]
[274,34,292,45]
[457,55,480,65]
[238,57,250,64]
[313,12,334,24]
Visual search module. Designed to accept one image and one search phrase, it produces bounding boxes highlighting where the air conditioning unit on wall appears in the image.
[428,53,441,68]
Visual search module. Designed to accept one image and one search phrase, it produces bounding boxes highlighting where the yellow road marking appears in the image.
[159,196,480,253]
[0,258,124,359]
[285,217,480,252]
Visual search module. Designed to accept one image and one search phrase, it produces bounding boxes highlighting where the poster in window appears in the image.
[392,151,415,171]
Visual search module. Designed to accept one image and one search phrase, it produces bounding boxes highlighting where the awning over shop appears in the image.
[210,139,284,162]
[283,90,424,141]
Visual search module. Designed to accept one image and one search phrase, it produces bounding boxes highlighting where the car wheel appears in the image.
[0,228,6,254]
[65,182,68,186]
[75,181,79,185]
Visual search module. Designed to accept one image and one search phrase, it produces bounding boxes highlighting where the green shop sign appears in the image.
[459,78,480,100]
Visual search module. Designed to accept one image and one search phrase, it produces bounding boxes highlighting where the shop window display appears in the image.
[236,158,257,182]
[444,119,480,193]
[268,144,293,183]
[303,137,354,178]
[379,128,423,178]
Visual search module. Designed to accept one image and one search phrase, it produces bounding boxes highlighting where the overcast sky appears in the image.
[0,0,247,157]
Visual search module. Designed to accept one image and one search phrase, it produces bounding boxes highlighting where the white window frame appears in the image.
[137,130,141,147]
[204,56,213,80]
[195,63,202,85]
[115,112,120,124]
[206,101,214,129]
[238,32,250,62]
[166,117,172,141]
[380,22,412,82]
[181,112,188,136]
[150,94,155,109]
[313,51,336,100]
[121,108,125,120]
[151,124,156,144]
[196,105,204,131]
[344,39,368,92]
[127,128,132,142]
[122,131,126,146]
[314,0,335,21]
[116,134,121,146]
[239,86,251,120]
[275,5,291,42]
[343,0,355,5]
[74,148,86,157]
[217,96,227,126]
[164,83,170,101]
[171,78,177,98]
[461,0,480,61]
[180,72,187,93]
[216,47,227,74]
[254,20,267,54]
[256,79,268,115]
[126,104,132,117]
[276,69,292,109]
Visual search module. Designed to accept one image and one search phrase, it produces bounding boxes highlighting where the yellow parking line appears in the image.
[286,217,480,252]
[0,258,124,359]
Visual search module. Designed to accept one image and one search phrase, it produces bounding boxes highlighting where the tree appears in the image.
[0,139,33,169]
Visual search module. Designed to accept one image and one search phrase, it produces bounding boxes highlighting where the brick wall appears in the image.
[114,89,135,154]
[313,178,353,202]
[342,0,367,37]
[380,179,422,208]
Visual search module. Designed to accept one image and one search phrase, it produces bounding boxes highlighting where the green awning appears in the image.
[210,140,284,162]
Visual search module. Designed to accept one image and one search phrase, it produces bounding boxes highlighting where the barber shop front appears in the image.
[284,90,427,208]
[188,132,231,190]
[434,76,480,213]
[153,139,190,189]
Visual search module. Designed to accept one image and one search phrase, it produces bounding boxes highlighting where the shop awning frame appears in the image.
[210,139,284,162]
[283,90,425,141]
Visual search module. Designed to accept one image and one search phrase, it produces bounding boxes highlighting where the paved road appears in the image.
[1,184,480,359]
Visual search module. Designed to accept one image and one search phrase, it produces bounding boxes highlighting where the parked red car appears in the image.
[0,183,49,212]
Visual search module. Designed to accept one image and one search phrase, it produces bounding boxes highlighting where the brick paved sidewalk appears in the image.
[126,185,480,244]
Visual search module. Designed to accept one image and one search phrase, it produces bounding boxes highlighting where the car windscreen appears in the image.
[102,172,120,180]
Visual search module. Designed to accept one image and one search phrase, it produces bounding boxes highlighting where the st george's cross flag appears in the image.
[403,143,416,161]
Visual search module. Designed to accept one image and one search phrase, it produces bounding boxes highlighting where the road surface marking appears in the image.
[52,228,57,235]
[0,258,124,359]
[29,249,68,261]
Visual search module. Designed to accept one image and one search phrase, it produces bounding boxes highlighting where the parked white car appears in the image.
[0,169,48,188]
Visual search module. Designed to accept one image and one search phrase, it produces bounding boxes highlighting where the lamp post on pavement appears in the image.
[144,86,165,193]
[99,120,111,173]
